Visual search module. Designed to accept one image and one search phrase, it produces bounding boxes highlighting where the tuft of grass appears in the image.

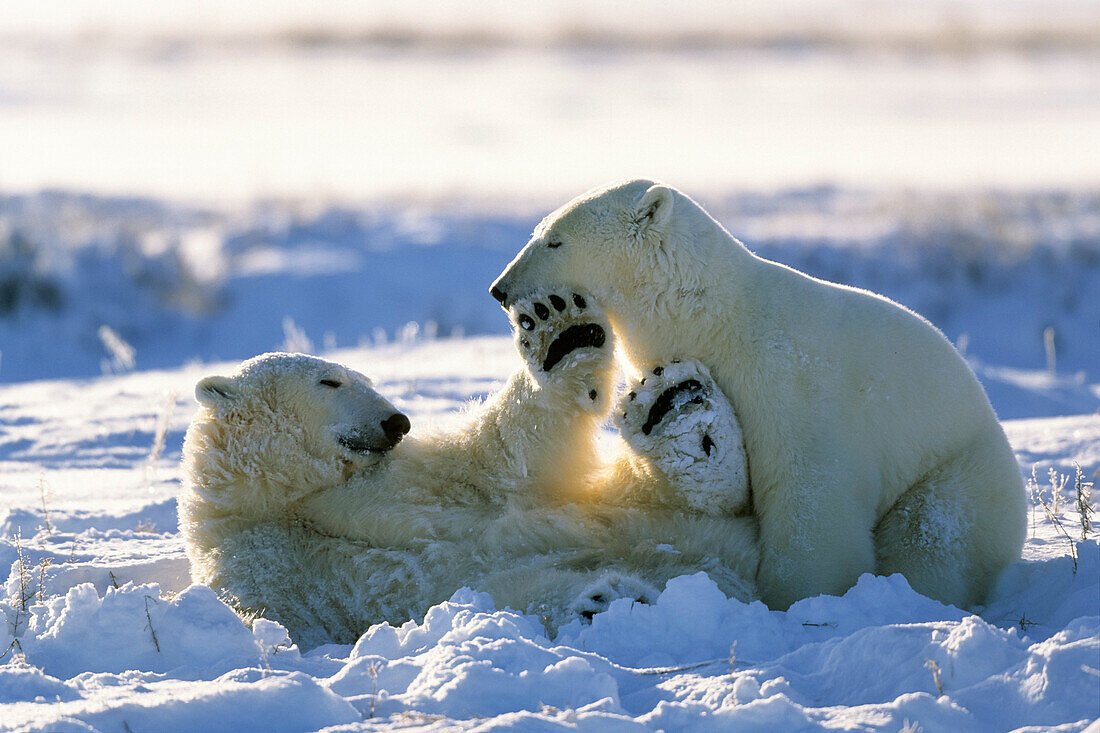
[924,658,944,696]
[36,558,53,603]
[142,391,178,489]
[38,474,53,537]
[366,661,381,718]
[2,529,55,663]
[144,595,161,653]
[1074,462,1094,541]
[1027,465,1079,573]
[97,325,136,374]
[134,520,157,534]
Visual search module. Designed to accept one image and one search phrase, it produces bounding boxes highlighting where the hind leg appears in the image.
[874,432,1026,609]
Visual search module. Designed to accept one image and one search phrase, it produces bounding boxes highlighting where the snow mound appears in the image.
[1,332,1097,731]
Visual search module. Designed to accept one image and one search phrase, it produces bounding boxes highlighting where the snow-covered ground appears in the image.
[0,337,1097,732]
[2,1,1099,729]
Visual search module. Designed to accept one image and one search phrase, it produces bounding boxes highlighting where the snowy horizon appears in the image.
[2,0,1099,204]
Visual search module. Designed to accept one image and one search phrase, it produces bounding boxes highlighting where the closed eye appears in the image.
[319,379,341,388]
[547,239,562,248]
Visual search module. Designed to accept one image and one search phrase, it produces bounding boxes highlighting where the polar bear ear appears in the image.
[634,184,674,234]
[195,376,240,407]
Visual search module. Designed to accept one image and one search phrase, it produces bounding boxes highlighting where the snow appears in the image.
[2,1,1100,204]
[1,335,1097,731]
[2,2,1098,729]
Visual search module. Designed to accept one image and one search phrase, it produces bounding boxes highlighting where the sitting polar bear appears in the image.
[490,179,1027,611]
[179,291,757,647]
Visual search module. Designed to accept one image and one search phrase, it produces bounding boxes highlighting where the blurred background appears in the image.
[0,0,1097,415]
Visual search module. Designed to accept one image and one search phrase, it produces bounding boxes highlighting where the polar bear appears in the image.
[490,179,1027,611]
[179,291,757,646]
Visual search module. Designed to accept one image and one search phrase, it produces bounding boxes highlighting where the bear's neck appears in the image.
[606,221,754,373]
[181,416,351,522]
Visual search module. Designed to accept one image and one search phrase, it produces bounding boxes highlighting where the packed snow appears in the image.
[1,326,1097,731]
[3,1,1099,729]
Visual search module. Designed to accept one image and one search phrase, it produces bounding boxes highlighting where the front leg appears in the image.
[615,359,750,516]
[510,289,616,413]
[446,290,617,504]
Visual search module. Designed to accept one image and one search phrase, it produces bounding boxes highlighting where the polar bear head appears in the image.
[183,352,410,515]
[490,179,733,372]
[490,179,721,308]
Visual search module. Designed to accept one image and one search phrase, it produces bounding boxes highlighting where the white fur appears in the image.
[491,179,1027,610]
[180,299,758,646]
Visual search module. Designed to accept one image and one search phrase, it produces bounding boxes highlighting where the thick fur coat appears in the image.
[180,295,757,647]
[491,179,1026,610]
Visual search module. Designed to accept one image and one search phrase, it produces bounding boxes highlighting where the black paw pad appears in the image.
[549,294,567,311]
[542,324,606,371]
[641,379,706,436]
[534,302,550,320]
[518,314,535,331]
[702,434,715,456]
[572,293,586,309]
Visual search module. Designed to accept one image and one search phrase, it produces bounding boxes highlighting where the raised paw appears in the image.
[571,571,658,623]
[510,290,615,403]
[617,359,750,515]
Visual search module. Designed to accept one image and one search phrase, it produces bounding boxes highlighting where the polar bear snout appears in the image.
[381,412,411,445]
[338,411,410,453]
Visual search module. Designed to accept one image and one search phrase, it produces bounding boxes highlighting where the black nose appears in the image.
[381,412,411,444]
[490,286,507,304]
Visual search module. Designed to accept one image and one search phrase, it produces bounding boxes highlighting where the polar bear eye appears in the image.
[319,379,341,388]
[547,239,562,249]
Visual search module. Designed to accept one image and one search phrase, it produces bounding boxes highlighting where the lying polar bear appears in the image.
[490,179,1027,610]
[179,291,758,646]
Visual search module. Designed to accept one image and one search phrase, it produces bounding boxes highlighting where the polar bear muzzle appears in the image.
[338,411,410,453]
